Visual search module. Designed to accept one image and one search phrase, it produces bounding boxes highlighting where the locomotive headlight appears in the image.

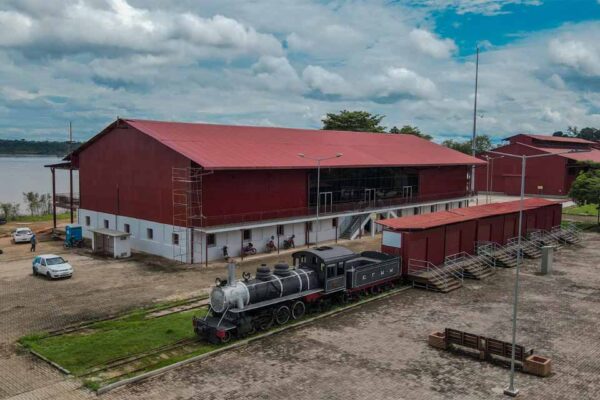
[210,287,227,313]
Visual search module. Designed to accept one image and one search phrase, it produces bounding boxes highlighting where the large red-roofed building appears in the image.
[475,133,600,196]
[62,118,484,263]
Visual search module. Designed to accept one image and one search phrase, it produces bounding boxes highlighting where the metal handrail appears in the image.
[408,259,447,289]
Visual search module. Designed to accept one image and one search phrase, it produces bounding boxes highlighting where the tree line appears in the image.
[0,139,82,156]
[0,192,52,221]
[553,127,600,142]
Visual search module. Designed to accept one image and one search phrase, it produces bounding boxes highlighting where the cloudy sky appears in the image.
[0,0,599,142]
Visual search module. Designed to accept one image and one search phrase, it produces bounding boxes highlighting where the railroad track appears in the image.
[79,337,201,378]
[44,295,209,338]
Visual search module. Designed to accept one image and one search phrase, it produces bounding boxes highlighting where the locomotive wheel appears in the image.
[340,293,350,304]
[275,305,291,325]
[291,301,305,320]
[370,285,380,295]
[255,315,274,331]
[220,331,232,344]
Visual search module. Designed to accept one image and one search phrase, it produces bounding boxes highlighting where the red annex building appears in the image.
[52,118,484,263]
[475,134,600,196]
[377,198,562,274]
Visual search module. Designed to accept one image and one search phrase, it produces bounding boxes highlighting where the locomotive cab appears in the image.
[292,246,358,294]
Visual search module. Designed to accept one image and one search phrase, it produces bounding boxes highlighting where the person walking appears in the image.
[30,234,36,252]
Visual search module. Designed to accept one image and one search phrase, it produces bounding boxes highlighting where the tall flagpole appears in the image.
[470,46,480,195]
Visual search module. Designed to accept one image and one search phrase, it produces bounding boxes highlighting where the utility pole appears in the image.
[69,121,74,224]
[470,46,480,195]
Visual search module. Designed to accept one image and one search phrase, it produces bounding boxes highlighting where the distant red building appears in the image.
[475,134,600,196]
[58,118,484,263]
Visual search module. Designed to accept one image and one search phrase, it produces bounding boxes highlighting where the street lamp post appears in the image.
[487,147,589,397]
[298,152,343,247]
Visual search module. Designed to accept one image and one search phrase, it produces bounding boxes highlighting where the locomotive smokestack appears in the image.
[227,260,236,286]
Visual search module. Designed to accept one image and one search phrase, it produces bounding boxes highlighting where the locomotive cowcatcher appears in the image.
[193,246,401,343]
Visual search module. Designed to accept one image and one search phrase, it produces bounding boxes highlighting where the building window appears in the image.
[85,216,90,226]
[307,221,313,232]
[172,233,179,246]
[103,219,109,229]
[243,229,251,241]
[414,207,420,215]
[399,209,403,217]
[277,225,285,236]
[332,218,338,228]
[430,205,436,213]
[124,223,130,234]
[206,233,216,247]
[147,228,153,240]
[445,203,450,211]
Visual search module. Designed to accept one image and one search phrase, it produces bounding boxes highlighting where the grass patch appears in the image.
[20,308,208,376]
[564,204,599,217]
[12,212,71,222]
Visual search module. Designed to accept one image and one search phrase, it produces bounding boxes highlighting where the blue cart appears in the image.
[64,224,84,248]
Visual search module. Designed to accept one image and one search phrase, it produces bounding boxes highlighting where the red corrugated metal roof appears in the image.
[78,119,483,170]
[505,133,595,144]
[539,147,600,163]
[377,198,559,230]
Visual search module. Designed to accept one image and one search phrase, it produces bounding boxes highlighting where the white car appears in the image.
[32,254,73,279]
[13,227,34,243]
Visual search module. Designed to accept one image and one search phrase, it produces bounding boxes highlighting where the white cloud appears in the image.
[0,0,599,142]
[0,0,282,58]
[409,28,457,58]
[548,39,600,76]
[251,56,304,92]
[371,67,439,99]
[404,0,542,16]
[302,66,350,96]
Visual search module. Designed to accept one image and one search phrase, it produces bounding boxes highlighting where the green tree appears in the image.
[389,125,433,141]
[322,110,386,133]
[569,168,600,224]
[23,191,41,216]
[442,135,493,155]
[0,203,20,221]
[578,127,600,142]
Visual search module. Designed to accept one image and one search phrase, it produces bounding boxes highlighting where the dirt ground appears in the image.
[1,230,599,399]
[0,234,380,399]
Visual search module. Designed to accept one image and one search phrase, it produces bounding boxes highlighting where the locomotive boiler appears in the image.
[193,246,401,343]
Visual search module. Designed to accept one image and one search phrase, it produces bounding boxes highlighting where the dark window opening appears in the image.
[430,205,436,213]
[277,225,284,236]
[445,203,450,211]
[172,233,179,245]
[207,233,216,247]
[147,228,153,240]
[85,216,90,226]
[307,221,313,232]
[103,219,109,229]
[332,218,338,228]
[414,207,420,215]
[124,223,130,233]
[243,229,251,241]
[307,167,420,208]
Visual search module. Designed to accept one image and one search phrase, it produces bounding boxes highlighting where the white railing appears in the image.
[408,258,461,291]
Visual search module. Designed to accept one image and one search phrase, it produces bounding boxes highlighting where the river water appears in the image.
[0,156,79,209]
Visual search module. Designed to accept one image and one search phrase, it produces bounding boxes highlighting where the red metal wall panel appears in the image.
[419,166,468,200]
[489,216,506,244]
[78,126,189,225]
[503,213,518,242]
[427,227,446,266]
[444,228,460,257]
[475,143,568,196]
[459,220,478,254]
[202,169,308,225]
[477,221,492,242]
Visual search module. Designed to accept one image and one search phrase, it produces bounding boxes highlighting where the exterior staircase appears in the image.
[340,213,370,240]
[476,241,518,268]
[551,224,582,244]
[444,252,495,280]
[507,236,542,259]
[407,259,463,293]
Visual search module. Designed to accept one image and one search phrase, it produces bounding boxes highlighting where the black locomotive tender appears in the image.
[193,246,401,343]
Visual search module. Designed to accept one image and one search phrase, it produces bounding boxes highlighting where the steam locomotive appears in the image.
[193,246,401,343]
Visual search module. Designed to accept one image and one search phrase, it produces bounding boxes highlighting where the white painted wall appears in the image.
[79,197,469,264]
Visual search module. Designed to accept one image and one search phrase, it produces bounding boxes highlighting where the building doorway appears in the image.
[364,188,376,208]
[320,191,333,214]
